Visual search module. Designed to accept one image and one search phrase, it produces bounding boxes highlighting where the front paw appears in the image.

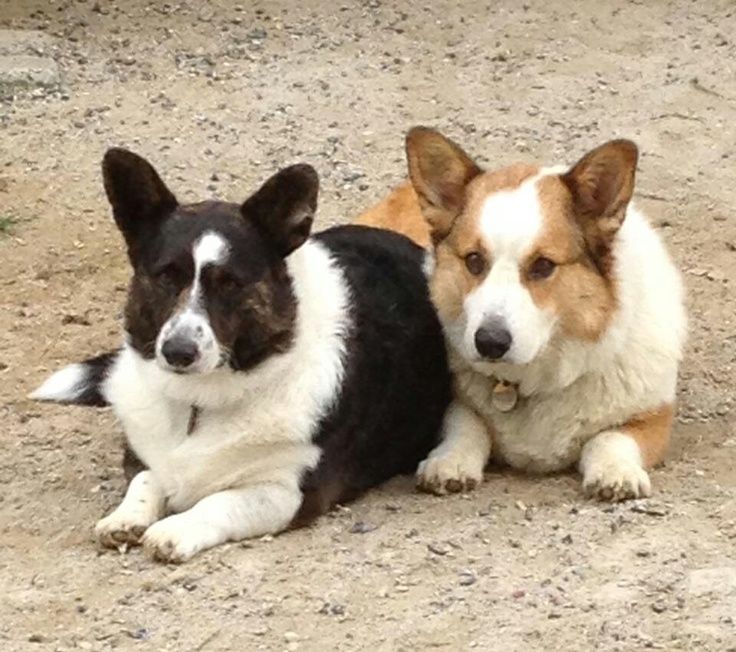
[142,515,204,563]
[417,452,483,495]
[95,510,155,549]
[583,459,651,502]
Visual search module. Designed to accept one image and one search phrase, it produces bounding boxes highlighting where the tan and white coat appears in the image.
[359,128,686,500]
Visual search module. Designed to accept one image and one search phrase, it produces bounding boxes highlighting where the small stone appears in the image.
[652,601,667,613]
[349,521,377,534]
[631,501,669,517]
[127,629,150,641]
[284,631,299,642]
[427,542,449,556]
[0,55,60,94]
[512,589,526,599]
[28,634,44,643]
[61,313,90,326]
[458,571,476,586]
[0,29,57,56]
[688,567,736,596]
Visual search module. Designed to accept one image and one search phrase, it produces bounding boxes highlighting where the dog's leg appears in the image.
[142,483,302,563]
[580,404,674,501]
[416,400,491,495]
[95,471,166,547]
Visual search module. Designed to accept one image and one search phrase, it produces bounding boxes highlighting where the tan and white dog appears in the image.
[357,128,686,500]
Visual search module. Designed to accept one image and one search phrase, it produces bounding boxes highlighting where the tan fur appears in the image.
[522,175,617,341]
[622,404,674,468]
[428,164,541,321]
[562,140,638,277]
[466,164,540,206]
[405,127,483,243]
[354,182,432,248]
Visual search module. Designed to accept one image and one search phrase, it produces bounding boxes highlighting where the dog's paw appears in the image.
[142,515,204,563]
[95,509,155,549]
[416,452,483,495]
[582,459,651,502]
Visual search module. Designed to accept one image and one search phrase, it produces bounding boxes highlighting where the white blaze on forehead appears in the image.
[193,231,229,270]
[478,175,545,261]
[188,231,229,307]
[462,173,557,366]
[154,231,228,374]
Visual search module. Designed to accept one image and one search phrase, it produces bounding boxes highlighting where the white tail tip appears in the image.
[29,363,87,402]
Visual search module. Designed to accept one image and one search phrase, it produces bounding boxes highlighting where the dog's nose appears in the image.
[474,321,512,360]
[161,337,199,368]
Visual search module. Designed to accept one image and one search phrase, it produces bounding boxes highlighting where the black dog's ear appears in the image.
[102,148,178,255]
[241,164,319,257]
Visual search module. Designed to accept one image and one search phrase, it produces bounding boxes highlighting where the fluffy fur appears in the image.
[357,128,686,500]
[32,149,451,561]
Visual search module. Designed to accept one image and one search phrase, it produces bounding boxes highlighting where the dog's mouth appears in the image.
[159,351,230,376]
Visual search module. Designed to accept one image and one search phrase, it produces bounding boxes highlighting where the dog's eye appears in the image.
[528,256,557,280]
[154,264,183,287]
[464,252,486,276]
[217,272,244,291]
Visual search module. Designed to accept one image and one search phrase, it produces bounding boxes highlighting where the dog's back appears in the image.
[296,225,451,520]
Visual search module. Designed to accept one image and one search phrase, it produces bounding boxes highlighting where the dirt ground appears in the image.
[1,0,735,650]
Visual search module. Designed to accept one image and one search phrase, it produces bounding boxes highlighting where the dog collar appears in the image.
[187,406,200,435]
[491,380,518,412]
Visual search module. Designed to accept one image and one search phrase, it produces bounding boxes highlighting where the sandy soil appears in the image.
[1,1,735,650]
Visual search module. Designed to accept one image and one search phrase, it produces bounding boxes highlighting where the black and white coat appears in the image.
[32,150,451,562]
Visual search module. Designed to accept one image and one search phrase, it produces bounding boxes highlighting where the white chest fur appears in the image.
[103,240,351,512]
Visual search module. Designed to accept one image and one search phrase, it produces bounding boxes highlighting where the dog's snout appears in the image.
[161,337,199,369]
[474,320,512,360]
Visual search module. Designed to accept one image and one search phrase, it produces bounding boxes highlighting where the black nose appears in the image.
[474,321,512,360]
[161,338,199,368]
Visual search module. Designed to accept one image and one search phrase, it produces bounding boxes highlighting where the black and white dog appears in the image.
[32,150,452,562]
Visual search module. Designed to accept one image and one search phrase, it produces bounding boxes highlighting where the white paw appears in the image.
[416,451,484,495]
[95,508,158,549]
[142,514,206,563]
[583,459,652,502]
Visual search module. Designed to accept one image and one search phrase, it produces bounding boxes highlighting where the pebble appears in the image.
[427,542,450,556]
[631,502,669,517]
[350,521,377,534]
[459,571,477,586]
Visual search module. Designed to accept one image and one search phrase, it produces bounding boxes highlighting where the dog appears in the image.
[31,148,452,561]
[357,127,686,501]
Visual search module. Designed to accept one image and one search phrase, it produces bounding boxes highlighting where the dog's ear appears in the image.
[102,148,178,256]
[562,139,638,275]
[405,127,482,245]
[242,164,318,257]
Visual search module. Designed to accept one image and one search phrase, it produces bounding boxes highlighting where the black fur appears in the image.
[68,352,116,407]
[294,225,452,523]
[37,149,453,533]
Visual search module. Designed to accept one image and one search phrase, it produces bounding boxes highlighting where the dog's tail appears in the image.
[29,351,118,407]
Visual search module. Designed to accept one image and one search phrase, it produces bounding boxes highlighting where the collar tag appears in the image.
[187,406,200,436]
[491,381,518,412]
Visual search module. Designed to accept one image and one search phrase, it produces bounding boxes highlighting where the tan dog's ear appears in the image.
[562,139,638,274]
[405,127,482,244]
